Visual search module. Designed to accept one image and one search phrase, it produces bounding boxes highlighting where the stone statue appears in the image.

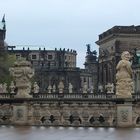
[9,81,15,94]
[52,84,56,93]
[98,84,103,93]
[68,83,73,93]
[58,81,64,93]
[105,83,114,94]
[9,60,34,98]
[33,82,39,93]
[48,85,52,93]
[0,84,3,93]
[110,83,114,93]
[3,83,7,93]
[116,51,133,98]
[83,82,88,93]
[90,86,94,93]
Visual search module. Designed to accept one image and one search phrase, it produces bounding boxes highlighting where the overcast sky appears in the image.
[1,0,140,67]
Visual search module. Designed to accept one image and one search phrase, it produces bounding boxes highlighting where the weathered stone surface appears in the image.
[9,60,34,98]
[117,104,132,127]
[116,51,133,98]
[13,105,28,125]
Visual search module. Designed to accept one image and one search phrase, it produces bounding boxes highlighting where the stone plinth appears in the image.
[117,103,132,127]
[13,105,28,125]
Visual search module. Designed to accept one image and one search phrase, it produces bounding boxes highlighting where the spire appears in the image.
[2,14,5,23]
[2,14,6,30]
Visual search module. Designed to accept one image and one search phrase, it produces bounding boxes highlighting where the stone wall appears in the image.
[0,101,116,127]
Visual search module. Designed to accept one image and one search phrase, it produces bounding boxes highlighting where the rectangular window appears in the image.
[16,54,21,60]
[31,54,37,60]
[48,54,53,60]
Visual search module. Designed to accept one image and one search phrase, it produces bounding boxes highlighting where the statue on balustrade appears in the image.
[52,84,56,93]
[33,82,39,93]
[105,83,114,94]
[0,83,8,93]
[3,83,7,93]
[9,81,15,94]
[58,81,64,93]
[98,84,103,93]
[68,83,73,93]
[9,60,34,98]
[48,85,52,93]
[90,85,94,93]
[83,82,88,94]
[0,84,3,93]
[116,51,133,98]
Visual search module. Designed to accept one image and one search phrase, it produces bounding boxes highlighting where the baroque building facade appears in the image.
[96,25,140,93]
[8,46,98,93]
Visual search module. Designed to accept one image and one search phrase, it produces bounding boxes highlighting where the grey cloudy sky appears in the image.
[1,0,140,67]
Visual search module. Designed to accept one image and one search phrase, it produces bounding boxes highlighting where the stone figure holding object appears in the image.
[33,82,39,93]
[116,51,133,98]
[58,81,64,93]
[3,83,7,93]
[68,83,73,93]
[48,85,52,93]
[9,81,15,94]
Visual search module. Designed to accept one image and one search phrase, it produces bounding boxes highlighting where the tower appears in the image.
[84,44,98,91]
[0,15,6,50]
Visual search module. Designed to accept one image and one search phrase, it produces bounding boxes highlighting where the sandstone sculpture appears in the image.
[58,81,64,93]
[0,83,8,93]
[33,82,39,93]
[0,84,3,93]
[105,83,114,94]
[68,83,73,93]
[9,81,15,94]
[52,84,56,93]
[98,84,103,93]
[9,60,34,98]
[116,51,133,98]
[48,85,52,93]
[3,83,7,93]
[83,82,88,93]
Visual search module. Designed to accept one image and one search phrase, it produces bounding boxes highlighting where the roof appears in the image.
[98,25,140,41]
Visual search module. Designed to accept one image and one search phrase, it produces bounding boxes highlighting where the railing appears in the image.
[133,93,140,100]
[32,93,116,100]
[33,93,59,99]
[0,93,116,99]
[0,93,15,98]
[2,92,140,100]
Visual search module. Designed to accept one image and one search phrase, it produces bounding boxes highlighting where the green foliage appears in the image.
[0,52,16,84]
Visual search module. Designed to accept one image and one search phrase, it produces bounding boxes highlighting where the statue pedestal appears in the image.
[15,88,32,98]
[117,94,132,99]
[117,103,132,127]
[15,93,32,98]
[13,105,28,125]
